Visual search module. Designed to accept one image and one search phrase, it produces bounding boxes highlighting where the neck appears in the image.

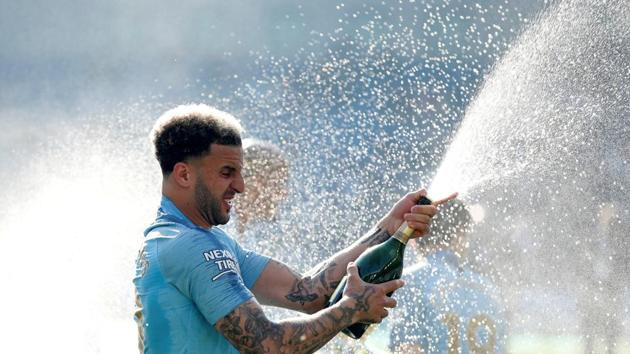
[163,184,213,229]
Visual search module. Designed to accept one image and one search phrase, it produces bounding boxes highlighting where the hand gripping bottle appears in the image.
[327,196,432,339]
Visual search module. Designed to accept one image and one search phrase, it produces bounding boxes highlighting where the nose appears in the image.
[233,173,245,194]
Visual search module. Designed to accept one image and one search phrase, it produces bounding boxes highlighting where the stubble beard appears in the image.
[194,178,229,226]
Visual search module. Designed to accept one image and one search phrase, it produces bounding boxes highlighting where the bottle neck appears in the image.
[392,222,414,245]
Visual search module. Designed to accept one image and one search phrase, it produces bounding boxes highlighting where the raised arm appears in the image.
[251,189,457,313]
[215,263,404,353]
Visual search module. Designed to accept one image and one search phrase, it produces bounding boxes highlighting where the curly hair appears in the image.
[150,104,243,175]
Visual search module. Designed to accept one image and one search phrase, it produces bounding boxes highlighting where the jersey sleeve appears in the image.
[233,243,271,289]
[158,230,256,325]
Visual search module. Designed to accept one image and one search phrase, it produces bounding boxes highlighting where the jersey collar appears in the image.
[156,195,199,230]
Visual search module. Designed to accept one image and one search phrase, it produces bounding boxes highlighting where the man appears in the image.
[387,200,508,353]
[133,104,455,353]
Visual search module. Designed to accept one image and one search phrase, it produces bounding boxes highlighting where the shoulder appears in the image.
[460,269,504,305]
[211,226,236,242]
[145,218,191,240]
[403,257,446,287]
[146,224,234,265]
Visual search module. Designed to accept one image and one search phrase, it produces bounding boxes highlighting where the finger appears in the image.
[373,309,388,323]
[382,308,389,319]
[383,297,397,308]
[406,222,429,235]
[409,205,438,217]
[404,213,432,224]
[380,279,405,293]
[432,192,458,206]
[412,229,428,238]
[345,262,359,283]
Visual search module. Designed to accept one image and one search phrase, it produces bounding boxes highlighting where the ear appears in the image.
[171,161,195,188]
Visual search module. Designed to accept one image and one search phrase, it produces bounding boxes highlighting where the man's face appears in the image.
[193,144,244,226]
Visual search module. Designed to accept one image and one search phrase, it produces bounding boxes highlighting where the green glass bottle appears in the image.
[327,196,432,339]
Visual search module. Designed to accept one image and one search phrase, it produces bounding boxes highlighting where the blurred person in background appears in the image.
[577,203,628,354]
[384,199,508,354]
[232,138,289,236]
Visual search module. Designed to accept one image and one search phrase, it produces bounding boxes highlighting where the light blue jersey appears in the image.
[388,251,508,353]
[133,196,270,354]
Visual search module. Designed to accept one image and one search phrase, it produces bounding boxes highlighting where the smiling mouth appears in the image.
[224,196,235,209]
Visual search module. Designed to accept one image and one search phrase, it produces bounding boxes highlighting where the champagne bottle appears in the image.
[327,196,432,339]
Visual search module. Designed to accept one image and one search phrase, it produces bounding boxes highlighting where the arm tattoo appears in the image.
[217,302,283,353]
[286,279,319,304]
[283,260,341,306]
[360,227,391,247]
[284,228,389,308]
[217,300,357,354]
[217,286,381,352]
[324,285,378,326]
[346,287,375,318]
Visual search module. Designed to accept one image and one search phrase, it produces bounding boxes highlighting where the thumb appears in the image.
[346,262,360,283]
[380,278,405,294]
[408,189,428,203]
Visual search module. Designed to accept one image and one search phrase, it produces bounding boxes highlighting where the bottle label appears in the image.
[392,223,414,245]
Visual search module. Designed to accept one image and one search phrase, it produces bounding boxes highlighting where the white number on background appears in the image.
[441,313,496,354]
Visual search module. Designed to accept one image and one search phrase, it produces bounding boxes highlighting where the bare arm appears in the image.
[216,263,403,353]
[252,189,456,313]
[252,227,391,313]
